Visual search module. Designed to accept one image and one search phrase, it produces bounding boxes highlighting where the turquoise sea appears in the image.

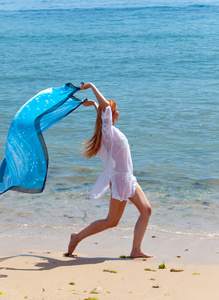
[0,0,218,244]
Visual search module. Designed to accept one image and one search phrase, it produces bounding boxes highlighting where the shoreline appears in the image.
[1,228,218,264]
[1,230,219,299]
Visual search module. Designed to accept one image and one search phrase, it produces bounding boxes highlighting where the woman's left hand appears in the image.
[80,82,92,90]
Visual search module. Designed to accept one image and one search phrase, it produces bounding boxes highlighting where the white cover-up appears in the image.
[90,106,137,201]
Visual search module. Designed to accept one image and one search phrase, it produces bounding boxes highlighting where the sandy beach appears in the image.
[0,230,218,300]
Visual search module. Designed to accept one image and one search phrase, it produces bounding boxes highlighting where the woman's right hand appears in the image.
[80,82,92,90]
[82,99,98,111]
[82,99,95,107]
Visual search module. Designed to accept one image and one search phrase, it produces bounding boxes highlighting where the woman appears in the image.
[68,82,153,258]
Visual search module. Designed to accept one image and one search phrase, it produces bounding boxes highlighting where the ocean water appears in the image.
[0,0,218,244]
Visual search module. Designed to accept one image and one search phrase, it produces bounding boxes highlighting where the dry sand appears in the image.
[0,230,219,300]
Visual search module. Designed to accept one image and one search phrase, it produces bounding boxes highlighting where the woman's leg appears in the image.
[129,182,153,258]
[68,197,127,255]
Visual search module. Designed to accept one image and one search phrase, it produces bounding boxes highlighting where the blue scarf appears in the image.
[0,83,83,194]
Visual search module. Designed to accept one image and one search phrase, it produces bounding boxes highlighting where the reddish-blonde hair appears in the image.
[83,100,117,159]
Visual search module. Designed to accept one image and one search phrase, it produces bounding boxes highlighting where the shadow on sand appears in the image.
[0,252,125,273]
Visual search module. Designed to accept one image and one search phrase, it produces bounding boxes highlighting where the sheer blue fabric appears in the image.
[0,83,83,194]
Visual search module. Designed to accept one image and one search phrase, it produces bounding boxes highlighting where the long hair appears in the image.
[83,100,117,159]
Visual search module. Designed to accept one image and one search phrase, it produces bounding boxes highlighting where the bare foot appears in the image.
[130,250,154,259]
[68,233,78,255]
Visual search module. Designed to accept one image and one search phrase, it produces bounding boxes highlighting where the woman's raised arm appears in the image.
[80,83,109,112]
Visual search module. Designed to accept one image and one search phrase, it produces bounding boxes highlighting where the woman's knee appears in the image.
[146,204,152,217]
[140,203,152,218]
[130,186,152,217]
[106,198,126,228]
[105,216,120,228]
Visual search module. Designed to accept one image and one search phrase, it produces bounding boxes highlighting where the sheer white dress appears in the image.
[89,106,137,201]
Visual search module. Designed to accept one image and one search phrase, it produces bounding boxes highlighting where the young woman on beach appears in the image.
[68,83,153,258]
